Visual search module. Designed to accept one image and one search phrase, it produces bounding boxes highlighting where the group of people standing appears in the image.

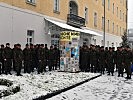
[0,42,132,79]
[80,43,133,79]
[0,43,60,76]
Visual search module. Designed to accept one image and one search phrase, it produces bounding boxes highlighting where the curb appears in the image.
[33,74,102,100]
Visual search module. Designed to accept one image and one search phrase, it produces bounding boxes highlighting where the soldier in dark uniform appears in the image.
[30,44,36,72]
[80,43,89,72]
[12,44,17,71]
[0,44,5,74]
[44,44,49,71]
[37,44,45,73]
[99,46,106,74]
[115,47,119,72]
[104,47,109,71]
[96,45,100,72]
[13,44,23,76]
[107,47,115,76]
[23,44,31,73]
[2,43,12,75]
[53,45,60,70]
[34,44,39,69]
[48,46,55,71]
[112,47,117,72]
[90,45,98,73]
[123,46,132,79]
[116,47,124,77]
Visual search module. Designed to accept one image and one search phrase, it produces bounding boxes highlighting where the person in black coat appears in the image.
[0,44,5,74]
[123,46,132,79]
[23,44,31,73]
[80,44,89,72]
[116,47,124,77]
[90,45,98,73]
[107,47,115,76]
[13,44,23,76]
[30,44,36,72]
[37,44,45,74]
[99,46,106,74]
[53,45,60,70]
[2,43,12,75]
[48,46,55,71]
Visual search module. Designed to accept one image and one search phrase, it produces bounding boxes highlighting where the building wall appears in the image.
[0,3,51,48]
[0,0,128,47]
[0,0,127,35]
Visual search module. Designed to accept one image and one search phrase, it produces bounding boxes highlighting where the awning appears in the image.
[45,18,102,36]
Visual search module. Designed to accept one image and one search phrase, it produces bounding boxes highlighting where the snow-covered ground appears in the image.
[0,86,8,91]
[48,73,133,100]
[0,71,99,100]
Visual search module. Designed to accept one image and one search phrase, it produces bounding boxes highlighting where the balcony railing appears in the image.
[67,14,85,27]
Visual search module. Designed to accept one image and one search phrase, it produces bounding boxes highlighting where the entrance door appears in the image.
[51,34,59,46]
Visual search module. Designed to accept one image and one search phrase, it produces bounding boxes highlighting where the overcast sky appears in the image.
[128,0,133,29]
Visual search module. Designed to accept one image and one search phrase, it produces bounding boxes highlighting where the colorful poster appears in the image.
[60,31,80,72]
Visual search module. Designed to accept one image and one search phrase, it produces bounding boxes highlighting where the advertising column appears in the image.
[60,31,80,72]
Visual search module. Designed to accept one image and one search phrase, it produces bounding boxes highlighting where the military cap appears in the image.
[30,43,33,46]
[45,44,47,46]
[50,45,53,48]
[126,45,130,48]
[41,44,44,47]
[109,47,112,49]
[26,44,29,46]
[6,43,10,46]
[101,46,104,48]
[83,42,86,45]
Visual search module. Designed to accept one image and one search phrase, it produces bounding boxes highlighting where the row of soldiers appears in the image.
[0,43,60,76]
[80,43,132,79]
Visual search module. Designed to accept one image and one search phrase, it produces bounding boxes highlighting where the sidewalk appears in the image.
[0,71,101,100]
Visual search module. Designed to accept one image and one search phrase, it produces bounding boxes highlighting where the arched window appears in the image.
[69,1,78,15]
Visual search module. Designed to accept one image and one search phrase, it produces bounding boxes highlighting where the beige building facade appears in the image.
[0,0,128,48]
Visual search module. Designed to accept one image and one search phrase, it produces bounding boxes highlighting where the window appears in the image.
[27,30,34,44]
[102,0,104,6]
[123,28,125,34]
[117,7,118,17]
[102,17,105,29]
[112,22,114,33]
[108,0,110,10]
[107,20,110,32]
[117,25,118,34]
[69,1,78,15]
[112,3,114,14]
[85,7,88,23]
[120,10,122,19]
[26,0,36,4]
[94,12,97,27]
[120,27,121,35]
[123,13,124,21]
[54,0,60,12]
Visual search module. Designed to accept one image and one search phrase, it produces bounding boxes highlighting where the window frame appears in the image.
[85,7,88,23]
[27,30,34,44]
[26,0,36,6]
[54,0,60,13]
[94,12,97,27]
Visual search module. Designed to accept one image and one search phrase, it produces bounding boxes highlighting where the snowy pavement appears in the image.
[0,71,99,100]
[48,73,133,100]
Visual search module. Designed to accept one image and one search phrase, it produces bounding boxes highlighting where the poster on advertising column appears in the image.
[60,31,80,72]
